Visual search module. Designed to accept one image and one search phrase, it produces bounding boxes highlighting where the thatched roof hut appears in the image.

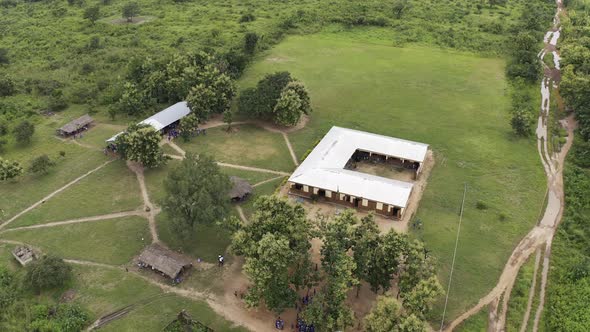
[57,114,94,136]
[228,176,253,202]
[138,244,192,279]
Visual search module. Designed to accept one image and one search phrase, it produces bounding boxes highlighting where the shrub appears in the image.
[0,48,8,65]
[475,200,488,210]
[47,91,68,112]
[239,13,256,23]
[80,63,94,75]
[59,151,66,158]
[0,122,7,136]
[244,32,259,54]
[0,76,15,97]
[13,120,35,144]
[24,256,72,293]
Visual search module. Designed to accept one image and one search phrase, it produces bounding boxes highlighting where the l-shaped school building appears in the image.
[288,127,428,219]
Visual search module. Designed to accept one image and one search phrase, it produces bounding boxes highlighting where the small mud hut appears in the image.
[12,246,35,266]
[138,244,192,279]
[228,176,253,202]
[56,114,94,137]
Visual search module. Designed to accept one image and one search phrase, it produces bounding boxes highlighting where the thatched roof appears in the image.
[138,244,192,279]
[58,114,93,134]
[228,176,253,200]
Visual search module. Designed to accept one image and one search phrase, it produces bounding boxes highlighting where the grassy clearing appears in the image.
[239,176,286,219]
[455,309,488,331]
[156,212,232,264]
[0,216,150,265]
[69,265,246,332]
[240,32,546,322]
[144,159,276,207]
[505,251,538,331]
[78,123,125,149]
[0,113,111,223]
[8,160,142,228]
[176,124,295,172]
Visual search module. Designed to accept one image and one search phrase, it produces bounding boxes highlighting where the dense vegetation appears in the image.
[544,0,590,330]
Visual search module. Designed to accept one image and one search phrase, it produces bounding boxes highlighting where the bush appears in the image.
[13,120,35,144]
[24,256,72,293]
[244,32,259,54]
[28,155,55,174]
[0,76,16,97]
[0,122,7,136]
[239,13,256,23]
[475,200,488,210]
[47,91,68,112]
[0,48,9,65]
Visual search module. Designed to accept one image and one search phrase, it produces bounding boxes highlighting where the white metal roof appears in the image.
[288,126,429,208]
[106,102,191,142]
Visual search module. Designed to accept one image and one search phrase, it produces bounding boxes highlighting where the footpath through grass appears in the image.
[239,31,546,323]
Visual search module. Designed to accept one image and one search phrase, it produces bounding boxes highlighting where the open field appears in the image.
[8,160,142,228]
[239,32,547,322]
[177,124,295,172]
[0,216,150,265]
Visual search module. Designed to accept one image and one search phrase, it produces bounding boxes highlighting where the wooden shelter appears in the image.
[56,114,93,137]
[138,244,192,279]
[12,246,35,266]
[228,176,253,202]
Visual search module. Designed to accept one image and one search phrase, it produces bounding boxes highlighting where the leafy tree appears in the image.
[392,0,411,19]
[0,266,19,309]
[244,32,259,54]
[28,155,55,174]
[401,276,444,318]
[29,303,89,332]
[511,108,535,136]
[365,296,403,332]
[0,158,23,181]
[115,82,152,116]
[178,113,199,142]
[238,71,292,118]
[24,256,72,293]
[223,110,233,131]
[13,120,35,144]
[122,2,140,22]
[162,153,231,238]
[273,87,303,126]
[0,138,6,153]
[47,90,68,112]
[0,122,7,136]
[0,76,15,97]
[231,195,315,313]
[83,6,100,24]
[0,48,8,65]
[398,314,428,332]
[353,214,380,295]
[398,240,435,295]
[186,66,235,120]
[115,123,166,168]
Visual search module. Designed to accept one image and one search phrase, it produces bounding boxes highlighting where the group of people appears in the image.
[103,143,117,155]
[272,289,317,331]
[166,127,207,141]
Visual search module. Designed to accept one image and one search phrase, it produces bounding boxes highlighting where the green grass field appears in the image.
[455,309,488,332]
[506,252,538,331]
[0,216,150,265]
[8,160,142,228]
[239,31,547,322]
[176,124,295,172]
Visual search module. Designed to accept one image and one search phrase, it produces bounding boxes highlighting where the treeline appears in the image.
[231,196,442,331]
[505,3,553,136]
[0,256,90,331]
[544,2,590,330]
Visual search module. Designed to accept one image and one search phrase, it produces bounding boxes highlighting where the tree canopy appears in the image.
[0,158,22,181]
[162,153,231,238]
[24,256,72,293]
[13,120,34,145]
[28,155,55,174]
[115,123,167,168]
[231,195,315,313]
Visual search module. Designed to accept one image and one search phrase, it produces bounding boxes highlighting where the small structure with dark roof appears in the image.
[57,114,94,137]
[12,246,36,266]
[138,244,192,279]
[228,176,253,202]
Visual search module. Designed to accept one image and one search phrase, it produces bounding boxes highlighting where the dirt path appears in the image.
[252,175,285,188]
[0,210,145,234]
[217,162,290,176]
[235,206,247,223]
[282,132,299,166]
[166,141,186,157]
[0,160,113,230]
[127,161,159,243]
[444,1,570,330]
[519,248,541,332]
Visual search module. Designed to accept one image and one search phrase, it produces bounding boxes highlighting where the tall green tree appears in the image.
[24,256,72,294]
[162,153,231,238]
[28,155,55,175]
[122,2,140,22]
[273,87,303,126]
[186,65,235,120]
[115,123,166,168]
[178,113,199,142]
[0,158,22,181]
[231,195,315,313]
[83,6,100,24]
[13,120,34,145]
[401,276,444,318]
